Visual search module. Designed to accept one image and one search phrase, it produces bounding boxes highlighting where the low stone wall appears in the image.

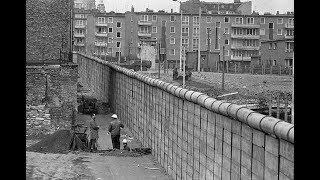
[75,52,294,180]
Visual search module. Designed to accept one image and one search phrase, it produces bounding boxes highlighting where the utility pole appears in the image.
[158,41,161,79]
[183,45,186,88]
[222,45,225,91]
[207,28,211,70]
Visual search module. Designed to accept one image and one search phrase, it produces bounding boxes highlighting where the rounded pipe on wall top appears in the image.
[211,100,224,114]
[174,87,183,97]
[179,89,188,99]
[236,107,255,124]
[246,112,267,130]
[218,102,233,117]
[197,94,210,106]
[274,121,294,140]
[184,90,196,101]
[203,97,217,110]
[190,92,205,103]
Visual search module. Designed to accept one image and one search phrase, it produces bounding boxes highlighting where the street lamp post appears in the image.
[222,45,225,91]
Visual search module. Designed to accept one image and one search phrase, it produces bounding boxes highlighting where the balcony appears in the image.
[231,23,260,28]
[284,34,294,39]
[95,22,108,27]
[74,34,85,37]
[231,45,260,50]
[138,20,152,26]
[192,33,199,37]
[285,23,294,29]
[95,42,108,46]
[95,32,108,37]
[74,43,85,46]
[231,34,260,39]
[230,56,251,61]
[75,24,85,28]
[138,32,152,37]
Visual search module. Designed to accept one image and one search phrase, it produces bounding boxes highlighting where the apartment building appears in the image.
[73,8,92,53]
[74,0,96,10]
[73,6,294,69]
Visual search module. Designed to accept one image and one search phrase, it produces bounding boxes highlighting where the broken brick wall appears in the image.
[26,64,78,136]
[26,0,73,62]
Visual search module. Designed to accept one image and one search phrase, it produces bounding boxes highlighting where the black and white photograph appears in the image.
[26,0,294,179]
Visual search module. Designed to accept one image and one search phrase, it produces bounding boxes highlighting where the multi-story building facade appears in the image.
[73,5,294,69]
[74,0,95,10]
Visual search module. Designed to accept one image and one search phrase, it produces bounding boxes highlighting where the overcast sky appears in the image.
[99,0,294,14]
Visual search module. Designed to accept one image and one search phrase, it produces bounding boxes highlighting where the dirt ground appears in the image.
[26,114,173,180]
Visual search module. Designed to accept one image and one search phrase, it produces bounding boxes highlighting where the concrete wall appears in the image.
[75,52,294,180]
[26,64,78,135]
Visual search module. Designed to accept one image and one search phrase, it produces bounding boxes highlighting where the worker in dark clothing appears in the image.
[173,68,178,80]
[89,113,99,152]
[108,114,124,149]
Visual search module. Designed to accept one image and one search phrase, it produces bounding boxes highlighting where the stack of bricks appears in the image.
[75,52,295,180]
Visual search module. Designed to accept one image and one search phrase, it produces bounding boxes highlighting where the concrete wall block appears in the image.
[223,129,232,145]
[252,144,265,163]
[252,129,265,147]
[214,150,223,165]
[200,139,207,154]
[231,120,242,135]
[240,151,252,170]
[207,122,215,135]
[207,111,216,124]
[200,163,207,180]
[207,157,214,172]
[194,127,201,138]
[215,114,224,128]
[265,151,278,172]
[223,117,232,131]
[279,172,292,180]
[241,124,253,141]
[200,130,207,142]
[194,159,200,173]
[280,139,294,162]
[223,142,232,159]
[215,138,223,153]
[240,166,252,180]
[231,147,241,164]
[194,115,201,127]
[279,156,294,179]
[241,138,252,155]
[252,159,264,178]
[207,134,215,148]
[231,161,241,176]
[231,172,241,180]
[206,169,214,180]
[264,167,278,180]
[232,133,241,149]
[265,135,279,155]
[207,145,215,160]
[222,168,231,180]
[214,163,222,177]
[222,155,231,172]
[215,126,223,140]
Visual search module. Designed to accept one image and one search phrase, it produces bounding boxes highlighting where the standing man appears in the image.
[89,113,99,152]
[108,114,124,149]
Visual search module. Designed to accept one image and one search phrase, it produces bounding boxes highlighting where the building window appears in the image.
[216,22,221,28]
[108,17,113,23]
[206,28,211,34]
[277,18,283,24]
[170,37,175,44]
[224,50,229,56]
[182,16,189,25]
[108,27,113,33]
[116,22,121,27]
[182,38,189,48]
[193,27,199,37]
[288,18,294,26]
[192,38,199,49]
[139,26,148,33]
[285,42,294,52]
[76,20,84,26]
[273,60,277,66]
[260,17,265,24]
[108,37,113,43]
[260,28,265,35]
[235,17,243,24]
[97,27,106,33]
[141,15,148,22]
[224,17,229,23]
[206,16,212,23]
[269,22,274,29]
[269,43,273,49]
[152,15,157,21]
[152,26,157,33]
[193,16,200,25]
[170,26,175,33]
[98,17,105,24]
[286,29,294,36]
[182,27,189,36]
[116,52,121,57]
[225,39,229,45]
[107,47,112,54]
[247,17,254,24]
[274,43,277,49]
[170,49,175,55]
[277,29,282,35]
[224,27,229,34]
[116,32,121,38]
[76,29,84,34]
[170,15,176,22]
[116,42,121,48]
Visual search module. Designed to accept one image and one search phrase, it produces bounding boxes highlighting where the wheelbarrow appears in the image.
[70,123,88,151]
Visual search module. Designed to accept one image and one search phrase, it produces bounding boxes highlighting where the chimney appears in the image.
[276,11,279,15]
[146,8,148,12]
[131,5,134,12]
[171,9,173,13]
